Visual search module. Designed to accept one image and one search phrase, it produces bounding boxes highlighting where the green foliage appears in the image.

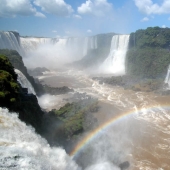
[0,54,44,133]
[129,27,170,49]
[127,27,170,79]
[0,69,19,106]
[45,98,98,147]
[0,49,44,96]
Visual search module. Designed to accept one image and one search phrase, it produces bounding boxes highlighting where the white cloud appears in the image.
[162,25,166,28]
[34,0,74,17]
[52,30,57,33]
[141,17,149,22]
[35,12,46,18]
[134,0,170,15]
[0,0,38,17]
[87,29,92,33]
[73,14,82,19]
[77,0,113,17]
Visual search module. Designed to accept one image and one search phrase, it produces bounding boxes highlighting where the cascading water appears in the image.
[101,35,129,75]
[20,37,62,52]
[164,65,170,88]
[0,31,23,55]
[15,69,36,95]
[0,107,80,170]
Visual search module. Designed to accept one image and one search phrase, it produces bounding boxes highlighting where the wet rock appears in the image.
[119,161,130,170]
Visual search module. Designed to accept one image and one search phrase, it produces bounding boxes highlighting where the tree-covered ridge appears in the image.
[126,27,170,79]
[0,55,19,107]
[129,27,170,49]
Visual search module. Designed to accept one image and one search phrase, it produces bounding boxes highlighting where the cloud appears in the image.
[134,0,170,15]
[52,30,57,33]
[77,0,113,17]
[35,12,46,18]
[87,29,92,33]
[162,25,166,28]
[73,14,82,19]
[141,17,149,22]
[34,0,74,17]
[0,0,38,17]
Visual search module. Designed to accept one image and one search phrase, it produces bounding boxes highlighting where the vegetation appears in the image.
[126,27,170,79]
[0,55,19,107]
[0,49,44,95]
[43,97,98,148]
[0,54,44,133]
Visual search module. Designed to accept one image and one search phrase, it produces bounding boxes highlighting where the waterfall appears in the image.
[20,37,60,52]
[15,69,36,95]
[0,31,23,55]
[0,107,80,170]
[101,35,130,75]
[165,65,170,88]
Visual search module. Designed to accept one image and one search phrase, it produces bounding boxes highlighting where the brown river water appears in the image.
[39,69,170,170]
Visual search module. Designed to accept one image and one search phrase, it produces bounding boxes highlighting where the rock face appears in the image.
[72,33,116,68]
[0,54,44,133]
[119,161,130,170]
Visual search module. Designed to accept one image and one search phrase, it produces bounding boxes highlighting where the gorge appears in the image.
[1,27,170,170]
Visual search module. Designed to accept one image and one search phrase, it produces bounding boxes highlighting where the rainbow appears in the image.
[69,104,170,157]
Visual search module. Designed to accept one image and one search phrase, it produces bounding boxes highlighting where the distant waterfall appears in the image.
[101,35,130,75]
[165,65,170,88]
[67,36,98,59]
[0,107,80,170]
[0,31,23,55]
[15,69,36,95]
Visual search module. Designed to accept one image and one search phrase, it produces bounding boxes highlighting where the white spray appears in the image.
[101,35,129,75]
[0,107,80,170]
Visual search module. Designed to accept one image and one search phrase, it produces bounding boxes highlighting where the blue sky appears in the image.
[0,0,170,37]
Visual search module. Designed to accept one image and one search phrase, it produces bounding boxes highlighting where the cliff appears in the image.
[0,49,44,95]
[73,33,116,68]
[126,27,170,79]
[0,54,44,133]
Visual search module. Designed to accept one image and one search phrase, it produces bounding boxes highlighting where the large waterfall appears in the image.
[20,37,61,52]
[15,69,36,95]
[0,31,23,55]
[0,31,99,61]
[0,107,80,170]
[101,35,130,75]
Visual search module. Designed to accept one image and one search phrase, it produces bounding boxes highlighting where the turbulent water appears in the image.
[39,69,170,170]
[101,35,130,75]
[0,107,80,170]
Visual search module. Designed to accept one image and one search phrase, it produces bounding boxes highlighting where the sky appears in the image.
[0,0,170,37]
